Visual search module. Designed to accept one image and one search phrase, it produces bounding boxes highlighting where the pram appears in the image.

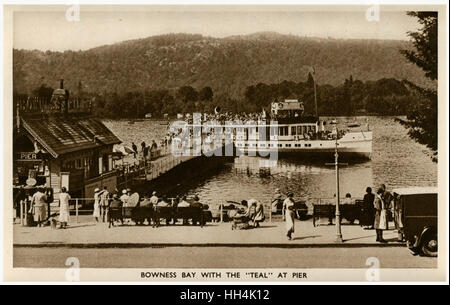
[228,210,251,230]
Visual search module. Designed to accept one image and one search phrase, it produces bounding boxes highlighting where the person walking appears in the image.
[283,192,296,240]
[93,188,101,223]
[374,185,389,243]
[59,187,71,229]
[132,142,138,158]
[30,187,48,227]
[100,186,109,222]
[362,187,375,229]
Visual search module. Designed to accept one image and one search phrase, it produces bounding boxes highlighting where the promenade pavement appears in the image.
[13,215,403,248]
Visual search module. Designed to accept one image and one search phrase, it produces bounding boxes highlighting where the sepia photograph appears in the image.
[1,1,448,284]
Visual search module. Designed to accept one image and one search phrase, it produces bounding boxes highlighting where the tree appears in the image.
[400,12,437,80]
[32,84,54,99]
[176,86,198,103]
[198,86,213,101]
[400,11,438,160]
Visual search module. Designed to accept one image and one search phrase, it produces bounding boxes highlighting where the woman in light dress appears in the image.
[93,188,101,222]
[283,192,296,240]
[59,187,71,229]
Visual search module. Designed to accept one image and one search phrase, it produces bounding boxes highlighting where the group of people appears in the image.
[229,198,265,229]
[182,112,267,126]
[90,187,205,227]
[362,184,402,243]
[130,140,159,159]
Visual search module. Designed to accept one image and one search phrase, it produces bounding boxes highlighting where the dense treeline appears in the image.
[21,75,422,119]
[13,32,434,99]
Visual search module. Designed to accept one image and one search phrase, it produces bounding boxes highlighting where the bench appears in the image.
[293,201,308,220]
[312,200,364,227]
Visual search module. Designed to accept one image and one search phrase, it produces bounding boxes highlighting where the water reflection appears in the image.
[105,116,437,208]
[187,155,372,208]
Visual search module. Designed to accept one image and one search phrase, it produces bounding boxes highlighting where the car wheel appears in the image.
[421,231,438,257]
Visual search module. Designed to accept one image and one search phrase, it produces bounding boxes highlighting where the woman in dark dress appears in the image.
[362,187,375,229]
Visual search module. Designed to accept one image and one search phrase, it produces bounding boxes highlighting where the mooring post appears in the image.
[20,200,24,225]
[269,202,272,223]
[75,198,79,223]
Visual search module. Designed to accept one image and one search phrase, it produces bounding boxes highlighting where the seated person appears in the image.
[154,196,171,226]
[190,195,202,208]
[190,195,203,225]
[136,195,152,226]
[156,196,170,207]
[150,191,158,206]
[177,196,190,225]
[108,195,123,227]
[178,196,190,207]
[120,189,130,207]
[140,196,152,207]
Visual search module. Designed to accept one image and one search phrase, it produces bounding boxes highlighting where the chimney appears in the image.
[60,79,64,89]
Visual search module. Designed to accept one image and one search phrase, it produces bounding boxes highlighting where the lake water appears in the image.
[103,116,437,207]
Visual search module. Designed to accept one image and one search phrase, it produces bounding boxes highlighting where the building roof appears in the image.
[21,116,121,158]
[392,187,438,196]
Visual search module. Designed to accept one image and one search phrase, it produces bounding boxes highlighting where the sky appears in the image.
[12,6,420,51]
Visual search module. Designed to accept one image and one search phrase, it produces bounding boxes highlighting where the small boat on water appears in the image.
[347,122,361,128]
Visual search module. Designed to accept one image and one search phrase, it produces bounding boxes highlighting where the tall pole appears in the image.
[326,126,346,243]
[334,134,343,243]
[312,66,318,118]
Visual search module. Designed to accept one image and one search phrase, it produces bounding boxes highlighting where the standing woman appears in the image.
[362,187,375,229]
[374,185,388,243]
[93,188,101,223]
[250,199,265,228]
[59,187,71,229]
[283,192,296,240]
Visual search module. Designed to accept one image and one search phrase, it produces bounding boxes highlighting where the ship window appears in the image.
[302,126,308,134]
[279,126,288,136]
[291,126,297,136]
[260,144,265,147]
[285,144,291,147]
[278,144,282,147]
[297,126,302,135]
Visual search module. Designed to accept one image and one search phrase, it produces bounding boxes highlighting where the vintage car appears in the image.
[393,187,438,257]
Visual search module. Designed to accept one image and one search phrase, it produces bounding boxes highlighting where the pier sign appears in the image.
[16,152,41,161]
